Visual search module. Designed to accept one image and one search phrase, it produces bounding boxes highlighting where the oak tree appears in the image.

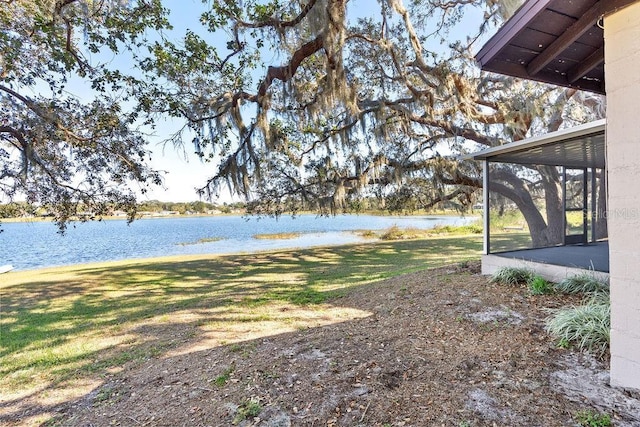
[1,0,167,230]
[2,0,604,245]
[136,0,603,246]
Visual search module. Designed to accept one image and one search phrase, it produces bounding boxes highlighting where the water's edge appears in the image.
[0,214,477,271]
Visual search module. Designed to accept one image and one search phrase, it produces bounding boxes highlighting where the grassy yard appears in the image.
[3,232,542,424]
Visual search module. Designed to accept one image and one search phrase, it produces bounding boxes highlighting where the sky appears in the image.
[139,121,227,203]
[10,1,222,205]
[130,1,227,203]
[98,0,489,204]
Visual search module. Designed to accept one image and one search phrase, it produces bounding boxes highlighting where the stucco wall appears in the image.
[605,1,640,391]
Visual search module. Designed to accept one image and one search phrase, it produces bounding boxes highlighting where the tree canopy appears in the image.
[1,0,605,239]
[1,0,168,230]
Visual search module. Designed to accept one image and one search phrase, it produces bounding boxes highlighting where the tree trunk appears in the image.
[595,170,608,239]
[490,167,563,248]
[539,166,564,246]
[490,180,551,248]
[520,202,556,248]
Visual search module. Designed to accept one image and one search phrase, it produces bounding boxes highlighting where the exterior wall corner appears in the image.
[605,1,640,391]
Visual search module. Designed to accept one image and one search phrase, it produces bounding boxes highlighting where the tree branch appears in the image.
[235,0,319,30]
[257,34,324,99]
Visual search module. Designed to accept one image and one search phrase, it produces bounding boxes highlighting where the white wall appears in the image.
[481,254,609,283]
[605,1,640,391]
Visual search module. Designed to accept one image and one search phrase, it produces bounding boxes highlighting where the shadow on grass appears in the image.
[0,235,483,424]
[488,231,532,252]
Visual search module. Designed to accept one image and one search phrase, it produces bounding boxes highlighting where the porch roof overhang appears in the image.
[471,119,606,169]
[476,0,638,95]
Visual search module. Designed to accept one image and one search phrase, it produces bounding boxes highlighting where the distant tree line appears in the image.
[0,201,248,219]
[0,202,39,219]
[136,200,244,215]
[0,194,470,220]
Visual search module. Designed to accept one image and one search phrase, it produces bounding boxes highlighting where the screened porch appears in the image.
[471,120,609,281]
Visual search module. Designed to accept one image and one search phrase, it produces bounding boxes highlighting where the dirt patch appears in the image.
[8,262,640,426]
[551,353,640,426]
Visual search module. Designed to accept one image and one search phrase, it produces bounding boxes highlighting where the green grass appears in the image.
[487,231,532,252]
[233,399,262,424]
[485,209,535,252]
[489,209,526,232]
[214,366,235,387]
[566,210,586,230]
[430,223,483,235]
[1,235,483,404]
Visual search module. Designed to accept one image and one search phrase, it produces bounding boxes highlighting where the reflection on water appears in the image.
[0,214,476,271]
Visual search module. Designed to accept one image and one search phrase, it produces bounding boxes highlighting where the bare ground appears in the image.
[9,262,640,426]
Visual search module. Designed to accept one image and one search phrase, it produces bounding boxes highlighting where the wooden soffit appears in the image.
[476,0,639,94]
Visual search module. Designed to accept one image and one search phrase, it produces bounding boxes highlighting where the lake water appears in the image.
[0,214,475,271]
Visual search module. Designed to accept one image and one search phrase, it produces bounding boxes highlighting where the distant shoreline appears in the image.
[0,209,477,224]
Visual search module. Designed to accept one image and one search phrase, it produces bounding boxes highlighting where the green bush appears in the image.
[545,294,610,357]
[529,276,553,295]
[555,273,609,295]
[490,266,534,286]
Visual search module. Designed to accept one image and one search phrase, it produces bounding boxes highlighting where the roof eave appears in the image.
[476,0,553,68]
[471,119,606,161]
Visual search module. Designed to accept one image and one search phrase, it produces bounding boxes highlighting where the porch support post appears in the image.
[582,168,588,244]
[483,159,490,254]
[562,167,567,245]
[591,168,597,243]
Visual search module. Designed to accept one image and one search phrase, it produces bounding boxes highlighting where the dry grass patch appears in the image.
[253,232,302,239]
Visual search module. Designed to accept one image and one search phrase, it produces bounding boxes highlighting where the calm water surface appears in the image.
[0,214,475,271]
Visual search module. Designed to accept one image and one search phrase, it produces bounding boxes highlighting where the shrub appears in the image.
[555,273,609,295]
[380,226,424,240]
[380,225,404,240]
[490,266,534,286]
[574,409,612,427]
[430,223,483,235]
[529,276,553,295]
[464,224,483,234]
[356,229,377,239]
[545,294,610,357]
